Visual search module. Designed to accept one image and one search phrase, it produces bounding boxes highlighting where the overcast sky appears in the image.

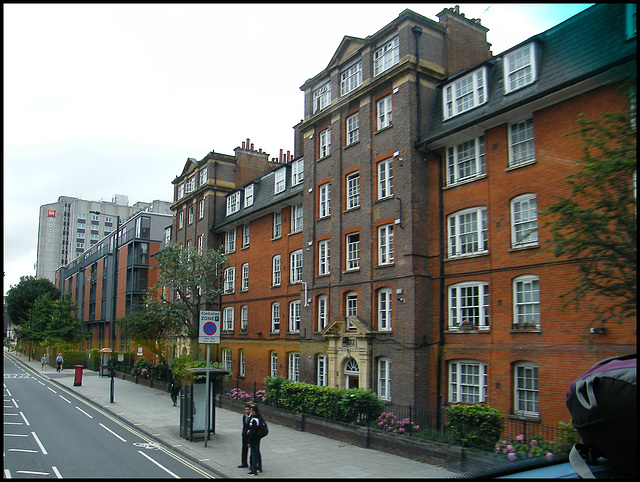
[3,3,593,296]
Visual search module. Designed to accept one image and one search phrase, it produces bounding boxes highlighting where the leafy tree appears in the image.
[541,90,636,325]
[118,303,176,364]
[5,276,60,325]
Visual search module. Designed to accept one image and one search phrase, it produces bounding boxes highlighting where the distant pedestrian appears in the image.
[247,405,263,476]
[238,404,252,468]
[41,354,47,371]
[56,353,64,372]
[170,377,181,406]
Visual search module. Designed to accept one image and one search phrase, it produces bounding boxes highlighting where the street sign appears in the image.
[198,311,220,344]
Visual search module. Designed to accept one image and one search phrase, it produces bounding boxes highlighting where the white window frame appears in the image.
[313,81,331,113]
[178,183,185,199]
[239,350,245,377]
[514,362,539,416]
[449,360,487,403]
[199,167,208,187]
[240,305,248,332]
[319,183,331,218]
[317,355,328,387]
[346,113,360,146]
[317,295,328,332]
[290,249,303,283]
[514,275,540,327]
[511,194,538,247]
[244,184,254,208]
[378,288,392,331]
[242,223,250,248]
[178,210,184,229]
[270,352,278,378]
[377,357,391,401]
[225,228,236,254]
[504,43,537,94]
[289,300,301,333]
[186,176,195,193]
[288,353,300,382]
[448,281,490,330]
[223,267,235,294]
[373,36,399,76]
[377,95,393,130]
[377,158,394,199]
[197,234,204,255]
[291,204,304,233]
[198,199,205,219]
[443,67,488,120]
[226,191,241,215]
[318,240,330,276]
[346,172,360,209]
[340,60,362,96]
[509,118,535,166]
[272,255,281,286]
[241,263,249,291]
[291,158,304,186]
[447,207,488,258]
[271,303,280,333]
[346,291,358,331]
[273,211,282,239]
[188,205,194,224]
[274,168,286,194]
[447,136,486,185]
[223,306,234,331]
[319,127,331,158]
[222,349,232,372]
[346,233,360,271]
[378,224,394,266]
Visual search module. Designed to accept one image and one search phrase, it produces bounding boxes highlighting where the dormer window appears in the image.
[313,81,331,113]
[443,67,488,120]
[226,191,240,215]
[244,184,254,208]
[340,60,362,96]
[185,176,195,193]
[373,36,399,76]
[504,43,537,94]
[291,158,304,186]
[274,167,286,194]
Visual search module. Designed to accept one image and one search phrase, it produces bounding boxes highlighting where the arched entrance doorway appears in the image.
[344,358,359,389]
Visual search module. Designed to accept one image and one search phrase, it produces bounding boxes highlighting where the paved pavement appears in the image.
[5,348,455,479]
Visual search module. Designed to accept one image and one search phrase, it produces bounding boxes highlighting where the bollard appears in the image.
[74,365,83,386]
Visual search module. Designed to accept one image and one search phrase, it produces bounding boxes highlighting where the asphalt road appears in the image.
[3,353,218,478]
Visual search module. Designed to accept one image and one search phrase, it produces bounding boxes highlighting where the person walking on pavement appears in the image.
[56,353,64,372]
[41,354,47,371]
[170,377,181,406]
[246,405,263,476]
[238,404,252,468]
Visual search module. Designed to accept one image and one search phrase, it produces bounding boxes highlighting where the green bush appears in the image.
[445,404,504,450]
[87,348,100,371]
[169,354,230,381]
[338,388,385,424]
[60,349,86,369]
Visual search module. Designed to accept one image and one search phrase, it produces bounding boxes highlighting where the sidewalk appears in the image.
[5,348,454,479]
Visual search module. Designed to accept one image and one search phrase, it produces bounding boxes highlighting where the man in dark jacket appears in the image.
[246,405,263,476]
[238,404,251,468]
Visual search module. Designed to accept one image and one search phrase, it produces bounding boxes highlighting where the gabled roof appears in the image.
[320,316,373,337]
[173,158,198,184]
[418,3,636,148]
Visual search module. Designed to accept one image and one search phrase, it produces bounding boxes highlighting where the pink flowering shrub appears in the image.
[226,388,267,403]
[495,435,563,461]
[376,412,420,435]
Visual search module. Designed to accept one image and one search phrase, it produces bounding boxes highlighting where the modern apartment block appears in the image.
[416,3,636,427]
[37,195,171,284]
[55,210,172,352]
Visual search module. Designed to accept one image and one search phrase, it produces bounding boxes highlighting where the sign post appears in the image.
[199,311,220,447]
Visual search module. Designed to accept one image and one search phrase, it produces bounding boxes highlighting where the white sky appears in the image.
[3,3,593,296]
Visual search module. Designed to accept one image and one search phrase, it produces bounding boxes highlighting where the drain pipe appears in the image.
[412,26,423,140]
[435,150,446,431]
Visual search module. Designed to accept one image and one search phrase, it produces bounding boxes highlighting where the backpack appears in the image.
[257,417,269,438]
[565,354,636,477]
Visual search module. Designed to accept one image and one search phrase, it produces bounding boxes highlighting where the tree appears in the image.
[541,89,636,325]
[150,244,227,349]
[5,276,60,325]
[118,302,176,364]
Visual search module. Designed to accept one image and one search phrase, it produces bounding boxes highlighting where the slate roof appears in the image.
[213,158,304,231]
[418,3,636,148]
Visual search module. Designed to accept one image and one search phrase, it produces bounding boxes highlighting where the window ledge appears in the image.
[443,173,488,189]
[374,124,393,135]
[506,159,536,171]
[509,244,539,253]
[445,251,489,262]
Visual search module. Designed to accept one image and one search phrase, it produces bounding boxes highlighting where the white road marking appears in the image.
[59,395,72,404]
[31,431,48,455]
[138,450,180,478]
[4,433,29,437]
[75,406,93,418]
[47,387,56,394]
[100,423,127,442]
[8,449,39,453]
[17,470,50,475]
[20,411,30,426]
[52,466,63,478]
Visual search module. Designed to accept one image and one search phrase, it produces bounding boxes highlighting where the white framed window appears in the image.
[346,291,358,331]
[377,95,393,130]
[288,353,300,382]
[443,67,487,120]
[290,249,303,283]
[77,222,86,230]
[178,211,184,229]
[378,288,392,331]
[447,136,486,185]
[378,224,394,266]
[346,172,360,209]
[373,36,399,76]
[504,43,537,94]
[319,183,331,218]
[225,228,236,253]
[291,204,304,233]
[319,128,331,158]
[447,207,488,258]
[377,357,391,400]
[178,183,184,199]
[164,228,171,247]
[291,158,304,186]
[244,184,254,208]
[341,60,362,95]
[509,118,535,166]
[223,267,235,294]
[222,349,232,372]
[448,281,490,329]
[239,350,245,377]
[378,158,393,199]
[270,352,278,378]
[198,199,205,219]
[317,355,328,386]
[186,176,195,193]
[346,233,360,270]
[313,81,331,113]
[289,300,301,333]
[223,306,234,331]
[242,223,250,248]
[199,167,208,187]
[514,362,539,416]
[188,205,194,224]
[272,255,281,286]
[514,275,540,326]
[78,213,87,220]
[318,240,330,276]
[197,234,204,255]
[271,303,280,333]
[240,305,248,332]
[241,263,249,291]
[511,194,538,247]
[274,168,286,194]
[273,211,282,239]
[226,191,240,215]
[317,295,328,331]
[346,113,360,146]
[449,360,487,403]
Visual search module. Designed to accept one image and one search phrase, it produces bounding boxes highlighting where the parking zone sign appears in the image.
[199,311,221,344]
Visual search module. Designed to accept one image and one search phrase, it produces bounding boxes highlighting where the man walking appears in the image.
[238,404,251,468]
[247,405,263,476]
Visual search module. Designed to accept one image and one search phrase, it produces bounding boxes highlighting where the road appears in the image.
[3,353,218,478]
